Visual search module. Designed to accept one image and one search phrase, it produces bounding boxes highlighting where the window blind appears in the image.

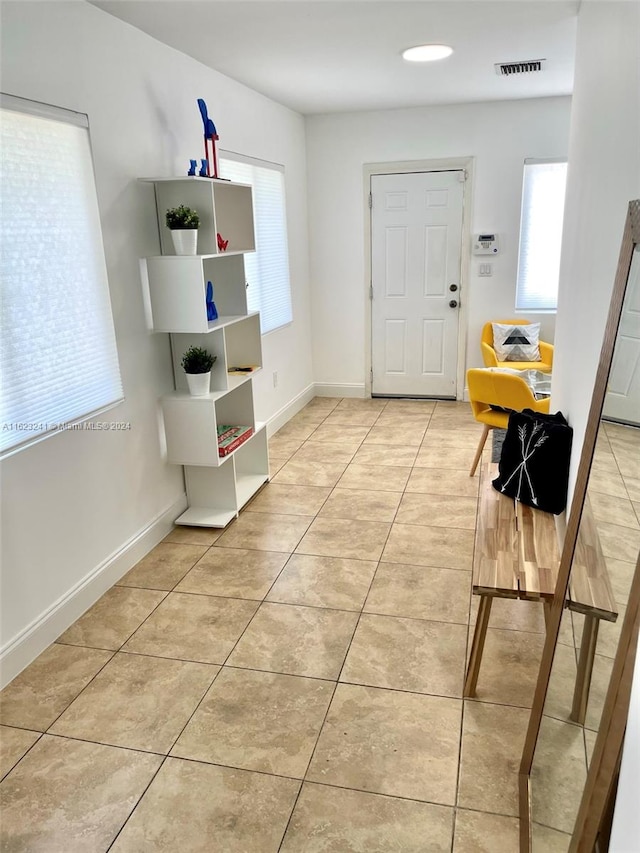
[219,154,292,334]
[516,159,568,311]
[0,95,123,455]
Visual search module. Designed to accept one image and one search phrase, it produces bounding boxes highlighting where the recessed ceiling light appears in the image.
[402,44,453,63]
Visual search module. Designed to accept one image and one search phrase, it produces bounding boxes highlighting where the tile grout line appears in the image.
[41,536,257,850]
[69,586,173,658]
[452,448,483,840]
[36,648,119,737]
[431,404,472,850]
[276,411,396,848]
[46,642,550,711]
[0,730,44,784]
[283,403,468,847]
[274,400,394,848]
[105,753,171,851]
[329,412,421,689]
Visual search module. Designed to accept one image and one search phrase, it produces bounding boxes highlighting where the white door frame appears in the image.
[364,157,474,400]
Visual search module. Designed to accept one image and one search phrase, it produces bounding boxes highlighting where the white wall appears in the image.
[0,0,313,683]
[553,2,640,502]
[548,3,639,847]
[305,96,571,394]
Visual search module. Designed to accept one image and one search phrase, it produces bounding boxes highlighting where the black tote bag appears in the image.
[492,409,573,514]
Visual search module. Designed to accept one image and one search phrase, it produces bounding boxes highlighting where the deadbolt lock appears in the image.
[449,284,458,292]
[449,300,458,308]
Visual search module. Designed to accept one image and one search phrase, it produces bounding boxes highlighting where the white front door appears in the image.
[604,247,640,426]
[371,170,464,397]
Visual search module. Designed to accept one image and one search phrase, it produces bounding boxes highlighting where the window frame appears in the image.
[0,93,123,458]
[515,157,568,313]
[218,151,293,335]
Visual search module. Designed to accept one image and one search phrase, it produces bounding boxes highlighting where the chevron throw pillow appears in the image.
[492,322,541,362]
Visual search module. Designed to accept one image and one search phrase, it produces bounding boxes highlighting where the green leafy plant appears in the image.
[181,346,216,374]
[165,205,200,230]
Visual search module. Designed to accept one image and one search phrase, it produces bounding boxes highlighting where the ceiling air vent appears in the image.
[495,59,546,76]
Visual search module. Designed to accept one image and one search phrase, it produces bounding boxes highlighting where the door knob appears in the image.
[449,284,458,292]
[449,299,458,308]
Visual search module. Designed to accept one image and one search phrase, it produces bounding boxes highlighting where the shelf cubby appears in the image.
[179,465,239,528]
[161,381,256,467]
[175,424,269,527]
[142,176,268,527]
[144,254,249,333]
[170,329,228,395]
[224,314,262,374]
[170,314,263,395]
[146,177,256,256]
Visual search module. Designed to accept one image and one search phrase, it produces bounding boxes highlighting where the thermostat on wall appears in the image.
[473,233,499,254]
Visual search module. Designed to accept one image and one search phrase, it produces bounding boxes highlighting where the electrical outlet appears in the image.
[273,371,278,388]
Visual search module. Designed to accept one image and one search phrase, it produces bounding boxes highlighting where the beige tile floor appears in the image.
[0,398,636,852]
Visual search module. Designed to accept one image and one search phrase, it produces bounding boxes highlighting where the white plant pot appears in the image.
[171,229,198,256]
[185,372,211,396]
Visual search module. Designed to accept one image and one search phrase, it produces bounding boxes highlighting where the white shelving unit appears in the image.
[141,177,269,527]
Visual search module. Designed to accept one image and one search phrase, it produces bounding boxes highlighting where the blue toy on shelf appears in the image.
[206,281,218,322]
[199,159,209,178]
[197,98,219,179]
[187,159,197,176]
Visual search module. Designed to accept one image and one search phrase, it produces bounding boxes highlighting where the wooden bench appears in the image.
[566,494,618,724]
[464,461,560,697]
[465,462,618,722]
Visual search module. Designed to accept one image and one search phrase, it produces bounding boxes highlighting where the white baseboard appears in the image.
[266,383,316,438]
[266,382,367,437]
[0,495,187,689]
[314,383,366,398]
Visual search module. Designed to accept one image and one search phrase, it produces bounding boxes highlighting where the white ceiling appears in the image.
[94,0,578,115]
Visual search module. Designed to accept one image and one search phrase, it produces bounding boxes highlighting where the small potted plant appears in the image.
[165,205,200,255]
[181,346,216,396]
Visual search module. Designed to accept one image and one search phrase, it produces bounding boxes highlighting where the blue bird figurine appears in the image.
[206,281,218,322]
[197,98,220,178]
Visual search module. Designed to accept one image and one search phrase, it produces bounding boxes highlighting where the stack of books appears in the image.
[217,424,253,457]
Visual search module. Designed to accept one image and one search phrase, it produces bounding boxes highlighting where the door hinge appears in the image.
[369,284,374,300]
[458,170,467,182]
[368,192,373,209]
[370,367,374,384]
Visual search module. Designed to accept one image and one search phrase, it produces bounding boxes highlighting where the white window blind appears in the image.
[0,95,123,456]
[219,154,292,334]
[516,159,568,311]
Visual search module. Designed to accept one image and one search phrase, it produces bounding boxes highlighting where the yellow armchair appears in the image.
[467,367,551,476]
[481,319,554,371]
